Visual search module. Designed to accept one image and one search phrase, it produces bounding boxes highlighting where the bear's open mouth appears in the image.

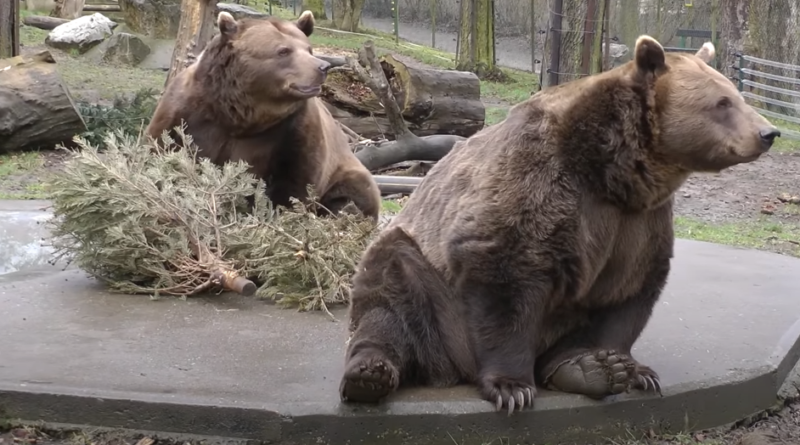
[293,85,322,96]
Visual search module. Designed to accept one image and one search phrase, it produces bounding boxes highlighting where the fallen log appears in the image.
[321,52,485,140]
[373,175,423,196]
[0,51,87,154]
[22,15,70,31]
[346,40,467,173]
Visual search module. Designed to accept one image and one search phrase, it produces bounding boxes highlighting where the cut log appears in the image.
[321,53,485,140]
[165,0,217,86]
[22,15,70,30]
[0,51,87,154]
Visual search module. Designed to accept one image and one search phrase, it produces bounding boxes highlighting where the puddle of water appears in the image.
[0,209,57,275]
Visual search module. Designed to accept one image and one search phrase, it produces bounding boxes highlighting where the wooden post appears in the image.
[430,0,436,47]
[0,0,21,59]
[602,0,610,71]
[547,0,563,86]
[580,0,596,76]
[165,0,218,86]
[530,0,535,74]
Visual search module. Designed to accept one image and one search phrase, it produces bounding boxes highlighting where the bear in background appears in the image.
[339,35,780,414]
[145,11,381,222]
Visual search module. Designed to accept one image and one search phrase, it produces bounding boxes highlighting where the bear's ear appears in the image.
[217,11,238,39]
[695,41,716,64]
[633,35,666,76]
[296,10,315,36]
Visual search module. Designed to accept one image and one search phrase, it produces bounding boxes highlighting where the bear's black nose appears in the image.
[318,59,331,73]
[759,127,781,146]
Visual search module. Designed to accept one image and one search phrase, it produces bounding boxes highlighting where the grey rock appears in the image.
[44,13,116,54]
[118,0,181,39]
[99,32,152,66]
[215,2,269,21]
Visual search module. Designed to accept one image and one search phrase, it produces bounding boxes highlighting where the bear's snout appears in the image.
[758,127,781,150]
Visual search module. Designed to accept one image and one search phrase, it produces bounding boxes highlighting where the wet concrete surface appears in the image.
[0,200,56,276]
[1,206,800,444]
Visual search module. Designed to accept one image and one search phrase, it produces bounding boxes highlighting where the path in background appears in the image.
[357,14,538,72]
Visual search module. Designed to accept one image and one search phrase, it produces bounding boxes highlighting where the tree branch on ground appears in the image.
[346,40,466,172]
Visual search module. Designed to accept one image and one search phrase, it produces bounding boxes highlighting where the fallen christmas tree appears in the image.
[43,127,377,317]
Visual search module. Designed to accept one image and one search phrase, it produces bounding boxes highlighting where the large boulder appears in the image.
[45,13,117,54]
[118,0,181,39]
[96,32,152,66]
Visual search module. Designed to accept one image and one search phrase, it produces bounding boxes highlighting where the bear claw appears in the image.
[339,349,399,404]
[480,375,536,416]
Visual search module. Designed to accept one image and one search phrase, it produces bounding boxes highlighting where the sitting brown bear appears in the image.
[145,11,381,221]
[338,36,780,414]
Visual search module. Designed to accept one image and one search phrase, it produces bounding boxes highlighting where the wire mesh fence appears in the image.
[734,54,800,141]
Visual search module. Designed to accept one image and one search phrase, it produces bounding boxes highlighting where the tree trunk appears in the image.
[320,54,485,140]
[456,0,501,79]
[332,0,365,32]
[0,0,20,59]
[0,51,87,154]
[51,0,84,19]
[165,0,217,87]
[542,0,592,88]
[302,0,326,20]
[22,14,70,30]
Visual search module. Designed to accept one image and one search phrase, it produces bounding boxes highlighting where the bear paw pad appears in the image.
[547,349,662,399]
[339,349,399,404]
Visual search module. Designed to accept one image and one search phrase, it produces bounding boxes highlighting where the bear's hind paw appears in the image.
[339,349,399,404]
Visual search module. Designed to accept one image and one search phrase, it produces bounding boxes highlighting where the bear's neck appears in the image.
[545,82,691,213]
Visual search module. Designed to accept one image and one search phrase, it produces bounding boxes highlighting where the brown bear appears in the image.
[338,36,781,414]
[145,11,382,222]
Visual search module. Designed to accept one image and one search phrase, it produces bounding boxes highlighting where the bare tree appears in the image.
[333,0,366,32]
[456,0,502,79]
[302,0,327,20]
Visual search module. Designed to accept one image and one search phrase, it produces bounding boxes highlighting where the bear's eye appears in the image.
[716,97,732,109]
[277,47,292,57]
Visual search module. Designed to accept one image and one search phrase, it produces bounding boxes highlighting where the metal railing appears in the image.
[733,53,800,141]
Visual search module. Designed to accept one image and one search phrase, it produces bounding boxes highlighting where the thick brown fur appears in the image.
[339,36,780,413]
[145,11,381,221]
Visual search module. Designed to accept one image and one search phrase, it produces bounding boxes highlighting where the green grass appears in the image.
[674,215,800,257]
[768,118,800,154]
[0,151,50,200]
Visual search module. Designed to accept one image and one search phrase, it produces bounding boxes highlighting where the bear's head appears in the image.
[631,35,780,172]
[194,10,331,129]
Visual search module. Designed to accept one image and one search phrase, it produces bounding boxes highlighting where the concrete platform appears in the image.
[1,202,800,444]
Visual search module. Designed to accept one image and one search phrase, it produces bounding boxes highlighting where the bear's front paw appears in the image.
[339,347,399,404]
[478,373,536,416]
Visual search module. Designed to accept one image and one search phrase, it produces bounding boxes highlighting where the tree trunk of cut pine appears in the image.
[0,51,87,153]
[456,0,502,79]
[541,0,591,88]
[332,0,365,32]
[51,0,85,19]
[320,54,485,140]
[165,0,217,87]
[302,0,327,20]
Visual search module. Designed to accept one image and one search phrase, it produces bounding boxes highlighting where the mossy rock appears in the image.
[118,0,181,39]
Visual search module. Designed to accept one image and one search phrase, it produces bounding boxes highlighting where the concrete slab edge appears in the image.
[0,366,788,445]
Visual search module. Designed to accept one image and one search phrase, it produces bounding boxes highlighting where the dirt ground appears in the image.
[0,397,798,445]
